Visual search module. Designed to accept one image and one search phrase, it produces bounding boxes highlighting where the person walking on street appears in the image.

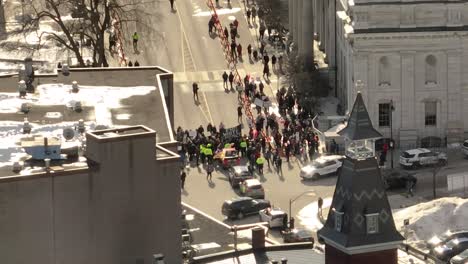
[259,24,265,41]
[192,82,199,102]
[263,53,270,65]
[237,105,243,123]
[276,156,282,174]
[237,43,242,60]
[253,49,258,61]
[132,32,139,53]
[246,8,252,25]
[228,71,234,90]
[169,0,175,10]
[259,81,264,95]
[256,155,265,174]
[263,63,270,79]
[247,44,252,59]
[222,71,228,89]
[236,81,243,101]
[251,6,257,22]
[224,27,229,40]
[208,16,215,35]
[206,162,214,181]
[230,40,237,60]
[272,55,277,70]
[180,170,187,189]
[265,147,272,169]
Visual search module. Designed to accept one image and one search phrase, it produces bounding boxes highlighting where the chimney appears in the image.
[44,137,48,149]
[251,227,265,250]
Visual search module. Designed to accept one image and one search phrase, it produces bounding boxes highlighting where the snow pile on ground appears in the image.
[393,197,468,242]
[297,197,333,231]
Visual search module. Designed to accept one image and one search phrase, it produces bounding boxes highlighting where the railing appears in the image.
[399,243,444,264]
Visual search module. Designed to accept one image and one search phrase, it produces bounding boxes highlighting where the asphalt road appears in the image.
[116,0,468,244]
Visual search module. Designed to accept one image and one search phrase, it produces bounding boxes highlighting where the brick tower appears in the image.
[318,93,404,264]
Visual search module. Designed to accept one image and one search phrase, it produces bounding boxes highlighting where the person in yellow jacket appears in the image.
[199,144,206,165]
[240,138,248,157]
[256,155,265,174]
[204,146,213,163]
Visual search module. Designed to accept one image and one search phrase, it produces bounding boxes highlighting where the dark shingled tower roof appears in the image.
[318,93,403,254]
[338,92,382,140]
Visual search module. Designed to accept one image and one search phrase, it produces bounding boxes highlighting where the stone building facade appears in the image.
[291,0,468,147]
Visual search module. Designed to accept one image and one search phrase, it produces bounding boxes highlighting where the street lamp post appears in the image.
[288,190,315,225]
[390,100,395,169]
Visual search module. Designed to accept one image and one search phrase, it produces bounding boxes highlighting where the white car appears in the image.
[462,140,468,157]
[399,148,447,169]
[299,155,344,180]
[259,208,287,228]
[240,179,265,199]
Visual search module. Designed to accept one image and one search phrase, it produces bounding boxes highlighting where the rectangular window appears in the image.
[378,103,390,127]
[366,213,379,234]
[425,102,437,126]
[335,211,344,232]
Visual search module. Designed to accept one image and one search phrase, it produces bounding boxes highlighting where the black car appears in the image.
[222,197,271,219]
[450,249,468,264]
[433,237,468,261]
[229,165,254,188]
[427,230,468,250]
[382,170,417,190]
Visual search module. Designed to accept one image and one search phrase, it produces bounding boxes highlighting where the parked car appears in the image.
[399,148,447,169]
[433,237,468,261]
[240,179,265,199]
[228,165,254,188]
[450,248,468,264]
[299,155,344,180]
[462,140,468,157]
[259,208,288,228]
[222,197,271,219]
[281,228,314,243]
[214,148,240,169]
[382,170,417,190]
[427,230,468,249]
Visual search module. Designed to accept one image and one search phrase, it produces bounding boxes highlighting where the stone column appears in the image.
[289,0,294,36]
[400,51,416,129]
[300,0,314,70]
[326,0,336,69]
[447,50,462,122]
[297,0,304,50]
[292,0,299,44]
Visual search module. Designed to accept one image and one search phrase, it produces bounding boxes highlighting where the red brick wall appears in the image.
[325,244,398,264]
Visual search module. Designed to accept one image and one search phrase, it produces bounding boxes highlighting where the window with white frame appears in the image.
[335,211,344,232]
[365,213,379,234]
[425,101,437,126]
[378,56,391,86]
[425,55,437,85]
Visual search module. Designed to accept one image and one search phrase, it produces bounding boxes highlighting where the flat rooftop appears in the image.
[0,67,174,178]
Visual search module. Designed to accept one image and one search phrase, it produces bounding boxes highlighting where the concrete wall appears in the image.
[0,134,181,264]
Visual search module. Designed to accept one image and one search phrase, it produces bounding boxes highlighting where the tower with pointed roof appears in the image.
[318,93,404,264]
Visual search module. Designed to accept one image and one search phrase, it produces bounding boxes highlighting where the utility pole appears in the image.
[390,100,395,169]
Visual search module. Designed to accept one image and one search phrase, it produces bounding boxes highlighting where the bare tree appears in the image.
[12,0,155,67]
[283,50,328,114]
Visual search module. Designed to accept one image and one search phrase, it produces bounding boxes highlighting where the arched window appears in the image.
[425,55,437,84]
[378,56,391,86]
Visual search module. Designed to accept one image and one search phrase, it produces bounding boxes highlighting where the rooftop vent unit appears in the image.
[12,161,23,173]
[23,118,32,134]
[62,63,70,76]
[18,80,27,97]
[21,136,62,160]
[72,81,79,93]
